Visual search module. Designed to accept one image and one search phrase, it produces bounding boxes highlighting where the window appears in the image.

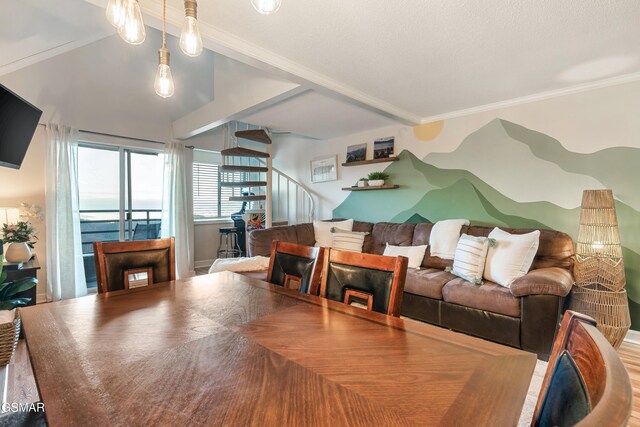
[193,149,245,220]
[78,144,164,288]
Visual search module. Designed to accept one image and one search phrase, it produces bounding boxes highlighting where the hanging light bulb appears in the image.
[154,0,174,98]
[154,48,175,98]
[105,0,125,28]
[117,0,146,45]
[180,0,203,57]
[251,0,282,15]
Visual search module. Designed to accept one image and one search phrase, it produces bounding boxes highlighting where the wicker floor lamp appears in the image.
[569,189,631,349]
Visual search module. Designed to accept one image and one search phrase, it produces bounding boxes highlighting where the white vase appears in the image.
[5,242,32,263]
[357,180,368,188]
[368,179,385,187]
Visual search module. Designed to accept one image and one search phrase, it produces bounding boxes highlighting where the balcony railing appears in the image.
[80,209,162,287]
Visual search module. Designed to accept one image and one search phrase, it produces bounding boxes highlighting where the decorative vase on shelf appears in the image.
[368,179,384,187]
[357,179,368,188]
[5,242,32,263]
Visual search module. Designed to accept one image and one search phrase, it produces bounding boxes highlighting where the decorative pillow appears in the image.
[484,228,541,287]
[330,227,368,253]
[383,243,428,269]
[314,219,354,247]
[429,219,470,260]
[447,234,494,284]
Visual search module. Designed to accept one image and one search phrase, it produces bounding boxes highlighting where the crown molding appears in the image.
[420,71,640,124]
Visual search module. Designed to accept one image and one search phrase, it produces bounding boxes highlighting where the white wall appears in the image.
[0,128,47,301]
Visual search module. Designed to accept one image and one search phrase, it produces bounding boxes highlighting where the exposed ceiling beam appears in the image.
[81,0,420,126]
[0,33,111,77]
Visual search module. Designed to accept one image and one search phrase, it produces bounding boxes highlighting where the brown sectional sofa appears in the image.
[247,220,575,360]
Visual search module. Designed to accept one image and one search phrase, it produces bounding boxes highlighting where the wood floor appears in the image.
[4,331,640,425]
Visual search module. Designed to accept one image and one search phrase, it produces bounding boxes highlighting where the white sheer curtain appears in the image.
[45,124,87,301]
[161,142,194,279]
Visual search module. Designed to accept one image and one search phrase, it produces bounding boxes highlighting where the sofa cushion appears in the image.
[412,222,454,270]
[466,226,574,270]
[442,278,521,317]
[353,221,375,253]
[237,270,268,282]
[248,225,299,257]
[404,268,457,300]
[370,222,416,254]
[294,223,316,247]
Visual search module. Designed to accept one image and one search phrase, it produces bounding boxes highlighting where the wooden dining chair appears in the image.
[531,310,632,427]
[267,241,324,295]
[93,237,176,294]
[319,249,408,317]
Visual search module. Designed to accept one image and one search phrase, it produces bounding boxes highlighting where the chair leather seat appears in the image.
[442,278,521,317]
[404,268,457,300]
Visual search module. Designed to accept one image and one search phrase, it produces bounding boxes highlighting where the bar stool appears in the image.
[218,227,242,258]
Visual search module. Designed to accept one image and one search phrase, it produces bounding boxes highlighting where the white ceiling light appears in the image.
[180,0,203,57]
[251,0,282,15]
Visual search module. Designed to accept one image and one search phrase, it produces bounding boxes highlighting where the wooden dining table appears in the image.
[20,272,536,426]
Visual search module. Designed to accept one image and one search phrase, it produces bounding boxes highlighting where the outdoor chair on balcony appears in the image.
[132,223,161,240]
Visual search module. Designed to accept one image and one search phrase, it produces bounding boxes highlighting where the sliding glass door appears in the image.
[78,144,164,288]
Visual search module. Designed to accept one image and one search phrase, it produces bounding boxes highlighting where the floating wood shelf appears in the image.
[342,185,400,191]
[228,195,267,202]
[220,181,267,187]
[220,165,268,173]
[341,157,399,167]
[221,147,270,158]
[235,129,272,145]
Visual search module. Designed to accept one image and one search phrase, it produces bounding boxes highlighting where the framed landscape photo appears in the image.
[374,137,395,159]
[346,143,367,163]
[311,155,338,183]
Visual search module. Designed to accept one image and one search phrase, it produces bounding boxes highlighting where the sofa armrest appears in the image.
[509,267,574,298]
[247,226,300,257]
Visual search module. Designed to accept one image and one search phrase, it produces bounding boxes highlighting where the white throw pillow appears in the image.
[314,219,354,247]
[429,219,470,260]
[484,228,540,287]
[383,243,428,269]
[330,227,368,253]
[449,234,494,284]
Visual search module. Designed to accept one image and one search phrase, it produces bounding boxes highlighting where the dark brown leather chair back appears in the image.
[93,238,176,294]
[531,310,632,427]
[267,241,324,295]
[320,249,408,317]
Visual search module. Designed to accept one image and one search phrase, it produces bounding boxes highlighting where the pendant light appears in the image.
[180,0,203,57]
[251,0,282,15]
[154,0,175,98]
[105,0,125,28]
[117,0,146,45]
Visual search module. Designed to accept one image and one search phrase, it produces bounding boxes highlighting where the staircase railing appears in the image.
[271,165,314,225]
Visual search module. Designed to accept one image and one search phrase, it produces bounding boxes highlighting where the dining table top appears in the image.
[19,271,536,426]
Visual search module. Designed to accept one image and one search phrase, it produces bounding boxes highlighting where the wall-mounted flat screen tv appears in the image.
[0,84,42,169]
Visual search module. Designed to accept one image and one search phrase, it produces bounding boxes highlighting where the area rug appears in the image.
[518,359,548,426]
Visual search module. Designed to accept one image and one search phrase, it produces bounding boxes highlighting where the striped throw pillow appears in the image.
[448,234,494,284]
[330,227,368,253]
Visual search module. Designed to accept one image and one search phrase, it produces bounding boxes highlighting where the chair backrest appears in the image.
[132,223,161,241]
[319,249,408,317]
[532,310,632,427]
[267,241,324,295]
[93,238,176,294]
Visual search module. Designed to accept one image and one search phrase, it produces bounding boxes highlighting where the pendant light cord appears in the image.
[162,0,167,49]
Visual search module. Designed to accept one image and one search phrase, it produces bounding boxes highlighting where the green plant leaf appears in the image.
[0,298,30,310]
[0,272,6,285]
[0,277,37,300]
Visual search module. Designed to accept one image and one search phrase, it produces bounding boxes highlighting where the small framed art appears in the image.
[310,155,338,183]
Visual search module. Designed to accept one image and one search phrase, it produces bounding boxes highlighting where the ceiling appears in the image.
[167,0,640,120]
[3,0,640,140]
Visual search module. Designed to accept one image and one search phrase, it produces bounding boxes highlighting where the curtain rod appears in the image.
[38,123,194,149]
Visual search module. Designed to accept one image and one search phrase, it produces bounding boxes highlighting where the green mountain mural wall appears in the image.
[333,119,640,329]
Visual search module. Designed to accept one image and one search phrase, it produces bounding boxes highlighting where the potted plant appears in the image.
[357,177,368,188]
[2,221,37,263]
[0,254,37,367]
[367,171,390,187]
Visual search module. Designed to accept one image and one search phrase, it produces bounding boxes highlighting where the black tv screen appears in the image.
[0,84,42,169]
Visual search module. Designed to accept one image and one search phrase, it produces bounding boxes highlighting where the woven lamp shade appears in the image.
[570,189,630,349]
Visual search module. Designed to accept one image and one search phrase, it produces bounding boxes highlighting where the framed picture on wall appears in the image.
[310,156,338,183]
[374,137,395,159]
[346,143,367,163]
